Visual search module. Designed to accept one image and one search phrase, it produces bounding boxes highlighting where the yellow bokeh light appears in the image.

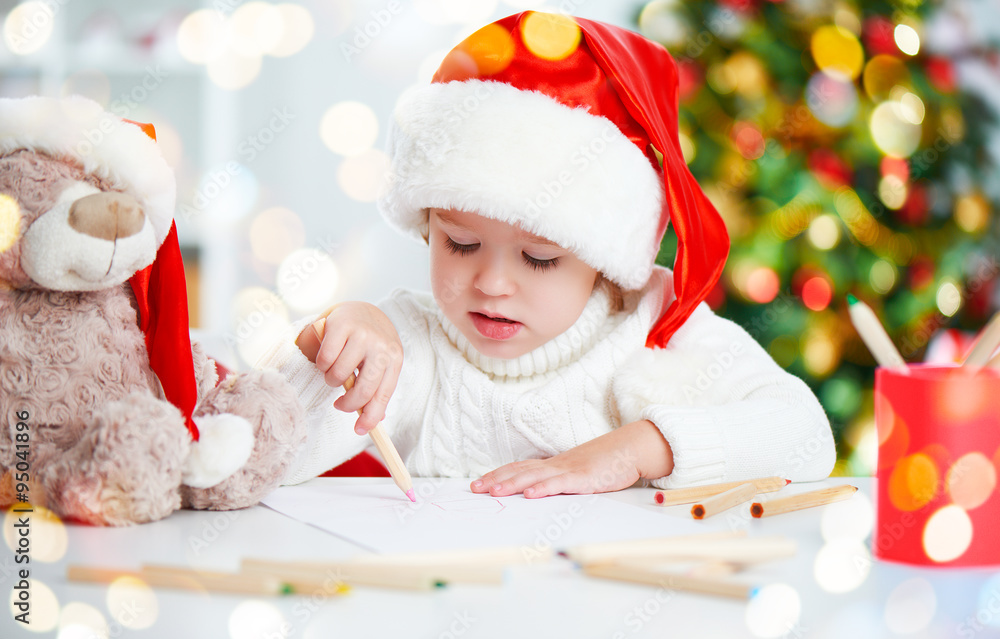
[947,452,997,511]
[870,101,921,158]
[4,506,67,563]
[811,25,864,80]
[206,49,262,90]
[802,331,838,378]
[935,280,961,317]
[923,505,972,562]
[267,4,315,57]
[337,149,390,203]
[521,12,580,62]
[176,9,228,64]
[3,2,55,55]
[899,92,925,125]
[954,193,990,233]
[9,578,59,632]
[894,24,921,56]
[878,175,908,210]
[869,259,897,294]
[319,101,379,157]
[450,22,515,77]
[59,601,108,639]
[107,577,158,630]
[807,214,840,250]
[863,55,909,101]
[230,2,284,58]
[888,453,938,511]
[727,51,768,99]
[249,207,305,266]
[678,131,696,165]
[0,194,21,253]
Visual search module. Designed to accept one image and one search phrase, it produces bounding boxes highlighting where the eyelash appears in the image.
[443,237,560,271]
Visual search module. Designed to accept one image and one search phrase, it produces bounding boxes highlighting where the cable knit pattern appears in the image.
[257,266,835,488]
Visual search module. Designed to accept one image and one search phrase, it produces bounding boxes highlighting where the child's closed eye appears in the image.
[444,236,479,255]
[522,252,559,271]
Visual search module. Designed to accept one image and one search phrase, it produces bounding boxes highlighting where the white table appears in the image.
[5,478,999,638]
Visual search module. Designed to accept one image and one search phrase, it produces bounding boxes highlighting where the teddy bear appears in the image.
[0,95,306,526]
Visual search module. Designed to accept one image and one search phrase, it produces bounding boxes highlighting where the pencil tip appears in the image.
[748,586,760,599]
[406,489,416,502]
[784,479,791,485]
[434,580,447,588]
[846,293,858,305]
[654,492,664,505]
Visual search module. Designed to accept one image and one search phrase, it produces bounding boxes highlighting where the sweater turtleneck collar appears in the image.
[439,284,615,379]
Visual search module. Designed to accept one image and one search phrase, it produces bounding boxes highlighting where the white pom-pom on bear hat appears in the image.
[0,95,176,247]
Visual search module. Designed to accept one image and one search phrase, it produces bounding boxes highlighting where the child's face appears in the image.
[428,208,599,360]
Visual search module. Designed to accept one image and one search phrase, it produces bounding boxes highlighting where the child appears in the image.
[258,12,835,496]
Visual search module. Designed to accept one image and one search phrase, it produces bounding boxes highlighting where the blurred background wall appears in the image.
[1,0,998,476]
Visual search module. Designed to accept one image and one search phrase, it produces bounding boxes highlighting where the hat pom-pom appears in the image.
[182,414,254,488]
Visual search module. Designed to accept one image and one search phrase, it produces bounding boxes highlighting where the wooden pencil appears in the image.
[963,311,1000,367]
[583,562,756,599]
[846,294,908,371]
[67,565,350,597]
[654,477,789,506]
[302,317,415,502]
[987,351,1000,369]
[564,533,796,565]
[750,484,858,518]
[690,483,756,519]
[242,558,487,589]
[353,545,553,566]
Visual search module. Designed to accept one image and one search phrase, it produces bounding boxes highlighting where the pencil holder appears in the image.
[873,365,1000,566]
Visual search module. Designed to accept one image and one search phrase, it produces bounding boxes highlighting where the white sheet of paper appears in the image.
[262,478,705,554]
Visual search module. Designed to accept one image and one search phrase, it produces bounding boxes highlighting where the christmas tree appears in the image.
[636,0,999,475]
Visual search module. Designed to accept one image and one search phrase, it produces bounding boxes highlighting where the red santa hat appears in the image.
[377,11,730,347]
[0,95,198,440]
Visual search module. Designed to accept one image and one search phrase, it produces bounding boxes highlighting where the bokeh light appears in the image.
[894,24,920,56]
[3,506,66,562]
[732,122,765,160]
[276,248,340,314]
[106,576,158,630]
[888,453,938,511]
[954,193,990,233]
[58,601,109,639]
[801,329,838,377]
[4,2,55,55]
[745,583,801,638]
[176,10,228,64]
[638,1,689,48]
[9,578,58,632]
[898,92,925,125]
[878,175,907,210]
[229,600,287,639]
[807,214,840,250]
[231,287,289,366]
[521,12,580,61]
[813,539,870,593]
[946,452,996,510]
[745,266,780,304]
[441,22,515,77]
[230,2,284,58]
[249,207,306,265]
[268,4,315,57]
[884,578,936,634]
[801,276,833,311]
[870,101,922,158]
[195,163,259,225]
[869,259,897,294]
[319,101,379,157]
[811,25,864,80]
[862,55,909,101]
[923,504,973,563]
[206,49,262,90]
[935,280,961,317]
[337,149,390,202]
[0,194,20,253]
[806,73,858,128]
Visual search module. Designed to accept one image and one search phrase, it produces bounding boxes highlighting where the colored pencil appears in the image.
[963,311,1000,367]
[564,533,796,565]
[302,317,415,502]
[242,557,505,588]
[67,565,350,597]
[750,484,858,518]
[582,562,756,599]
[691,483,756,519]
[654,477,789,507]
[846,294,908,371]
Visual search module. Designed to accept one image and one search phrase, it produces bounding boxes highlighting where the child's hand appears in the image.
[470,420,673,498]
[295,302,403,435]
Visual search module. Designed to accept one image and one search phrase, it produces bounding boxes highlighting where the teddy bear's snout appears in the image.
[68,192,145,241]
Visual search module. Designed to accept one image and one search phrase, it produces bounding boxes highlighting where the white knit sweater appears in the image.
[257,267,836,488]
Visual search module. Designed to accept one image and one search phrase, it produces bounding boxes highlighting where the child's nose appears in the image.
[473,256,516,297]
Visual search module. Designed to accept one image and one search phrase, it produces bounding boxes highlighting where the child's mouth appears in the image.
[470,312,522,341]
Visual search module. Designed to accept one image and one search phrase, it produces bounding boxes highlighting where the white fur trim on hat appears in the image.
[182,414,254,488]
[0,95,175,247]
[378,80,664,290]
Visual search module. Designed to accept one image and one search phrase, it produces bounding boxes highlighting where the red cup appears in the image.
[873,365,1000,566]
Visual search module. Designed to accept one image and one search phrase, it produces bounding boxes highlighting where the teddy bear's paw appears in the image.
[43,393,190,526]
[182,414,254,488]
